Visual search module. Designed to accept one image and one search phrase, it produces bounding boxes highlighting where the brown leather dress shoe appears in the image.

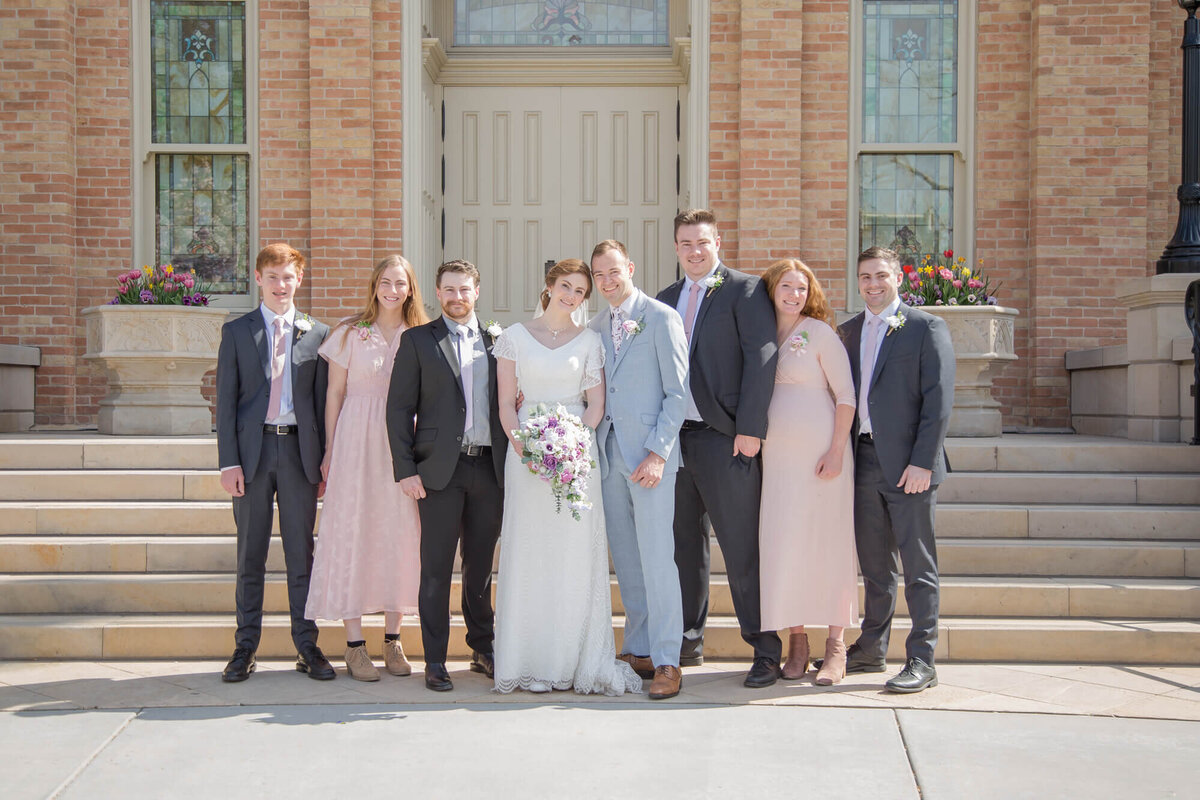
[617,653,656,680]
[648,665,682,700]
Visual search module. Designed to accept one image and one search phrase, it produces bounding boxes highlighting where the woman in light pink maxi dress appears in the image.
[758,260,859,686]
[305,255,427,681]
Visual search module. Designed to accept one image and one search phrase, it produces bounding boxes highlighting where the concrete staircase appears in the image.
[0,433,1198,663]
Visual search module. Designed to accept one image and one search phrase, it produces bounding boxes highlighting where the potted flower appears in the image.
[82,265,229,435]
[898,250,1018,438]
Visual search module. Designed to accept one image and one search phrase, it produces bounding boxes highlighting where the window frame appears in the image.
[846,0,975,311]
[132,0,260,309]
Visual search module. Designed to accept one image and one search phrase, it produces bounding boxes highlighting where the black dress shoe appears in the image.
[425,663,453,692]
[885,657,938,694]
[295,645,337,680]
[743,656,783,688]
[679,643,703,667]
[842,642,887,674]
[469,650,495,679]
[222,647,256,682]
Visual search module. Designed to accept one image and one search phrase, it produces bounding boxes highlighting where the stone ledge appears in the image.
[0,344,41,367]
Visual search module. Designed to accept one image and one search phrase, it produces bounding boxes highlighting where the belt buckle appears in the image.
[462,443,482,456]
[267,424,289,435]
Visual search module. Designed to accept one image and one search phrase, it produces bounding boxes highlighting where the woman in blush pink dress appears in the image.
[758,259,859,686]
[305,255,429,681]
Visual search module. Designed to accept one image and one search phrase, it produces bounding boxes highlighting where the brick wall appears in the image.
[0,0,1187,429]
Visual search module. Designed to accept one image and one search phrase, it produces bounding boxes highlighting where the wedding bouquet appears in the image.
[512,402,596,522]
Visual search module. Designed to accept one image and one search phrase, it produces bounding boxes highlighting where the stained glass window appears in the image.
[859,154,954,263]
[156,154,250,294]
[862,1,957,144]
[151,2,246,144]
[454,0,669,47]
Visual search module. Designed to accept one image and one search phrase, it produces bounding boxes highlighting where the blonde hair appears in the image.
[336,255,429,338]
[762,259,835,329]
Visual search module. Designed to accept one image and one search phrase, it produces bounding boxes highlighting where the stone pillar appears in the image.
[1116,273,1196,441]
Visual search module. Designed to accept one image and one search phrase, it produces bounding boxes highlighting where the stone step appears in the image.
[4,467,1197,505]
[938,472,1200,505]
[2,433,1198,474]
[4,535,1198,579]
[0,471,222,502]
[1,612,1197,664]
[4,500,1197,540]
[5,573,1199,620]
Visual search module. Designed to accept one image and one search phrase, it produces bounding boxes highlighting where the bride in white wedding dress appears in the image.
[492,259,642,696]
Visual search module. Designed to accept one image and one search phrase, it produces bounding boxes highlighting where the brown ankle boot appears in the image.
[815,638,847,686]
[781,632,810,679]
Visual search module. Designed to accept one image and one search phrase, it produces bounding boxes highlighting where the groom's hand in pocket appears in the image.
[630,453,665,488]
[399,475,426,500]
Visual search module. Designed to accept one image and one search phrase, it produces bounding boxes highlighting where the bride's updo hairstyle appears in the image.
[762,258,836,329]
[539,258,594,311]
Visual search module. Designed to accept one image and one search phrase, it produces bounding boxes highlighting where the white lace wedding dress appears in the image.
[492,323,642,696]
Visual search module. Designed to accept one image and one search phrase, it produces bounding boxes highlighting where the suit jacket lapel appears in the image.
[659,280,683,310]
[610,290,645,375]
[591,308,617,379]
[869,307,904,386]
[688,264,726,355]
[432,318,465,400]
[844,314,864,391]
[245,311,270,382]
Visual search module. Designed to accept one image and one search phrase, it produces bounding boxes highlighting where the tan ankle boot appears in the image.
[383,637,412,676]
[815,639,847,686]
[344,643,380,681]
[782,632,810,679]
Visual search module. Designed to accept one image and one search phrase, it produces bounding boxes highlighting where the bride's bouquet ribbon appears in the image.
[512,402,596,522]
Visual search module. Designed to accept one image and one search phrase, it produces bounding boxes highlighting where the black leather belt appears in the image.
[858,431,874,442]
[680,420,711,433]
[460,444,491,457]
[264,424,298,435]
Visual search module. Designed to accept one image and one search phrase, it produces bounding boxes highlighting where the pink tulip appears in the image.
[952,279,963,289]
[938,268,954,280]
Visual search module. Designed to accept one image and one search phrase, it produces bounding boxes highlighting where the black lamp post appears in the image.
[1159,0,1200,273]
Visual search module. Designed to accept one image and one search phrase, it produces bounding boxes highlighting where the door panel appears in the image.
[444,86,679,327]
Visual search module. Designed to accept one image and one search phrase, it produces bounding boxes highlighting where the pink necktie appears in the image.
[266,317,286,422]
[682,283,702,344]
[858,316,882,431]
[611,309,624,355]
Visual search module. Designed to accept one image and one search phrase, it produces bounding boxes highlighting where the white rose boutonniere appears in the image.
[294,315,313,339]
[484,320,503,338]
[884,312,906,337]
[703,273,725,297]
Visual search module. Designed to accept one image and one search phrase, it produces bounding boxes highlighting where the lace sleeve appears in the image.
[492,326,518,362]
[581,329,605,391]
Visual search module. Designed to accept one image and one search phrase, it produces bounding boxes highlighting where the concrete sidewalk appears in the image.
[3,660,1199,799]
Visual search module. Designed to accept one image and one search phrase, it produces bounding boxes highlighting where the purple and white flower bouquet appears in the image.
[512,402,596,522]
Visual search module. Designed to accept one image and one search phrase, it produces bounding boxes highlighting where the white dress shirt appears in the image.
[858,297,901,435]
[674,265,718,422]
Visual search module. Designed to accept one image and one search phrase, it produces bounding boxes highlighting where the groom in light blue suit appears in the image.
[588,240,690,700]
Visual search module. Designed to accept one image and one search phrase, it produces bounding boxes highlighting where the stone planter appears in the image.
[918,305,1019,437]
[82,305,228,435]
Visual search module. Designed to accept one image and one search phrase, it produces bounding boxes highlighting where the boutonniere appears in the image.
[621,316,646,338]
[788,330,810,352]
[703,273,724,297]
[294,315,313,339]
[484,320,503,338]
[884,312,906,337]
[354,319,372,340]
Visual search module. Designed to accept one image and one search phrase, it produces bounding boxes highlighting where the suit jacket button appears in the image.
[605,415,611,421]
[609,387,616,393]
[456,435,462,442]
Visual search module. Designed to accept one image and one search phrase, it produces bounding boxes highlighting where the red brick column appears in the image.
[1027,0,1152,428]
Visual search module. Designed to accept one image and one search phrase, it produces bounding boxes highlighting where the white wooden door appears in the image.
[444,87,679,326]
